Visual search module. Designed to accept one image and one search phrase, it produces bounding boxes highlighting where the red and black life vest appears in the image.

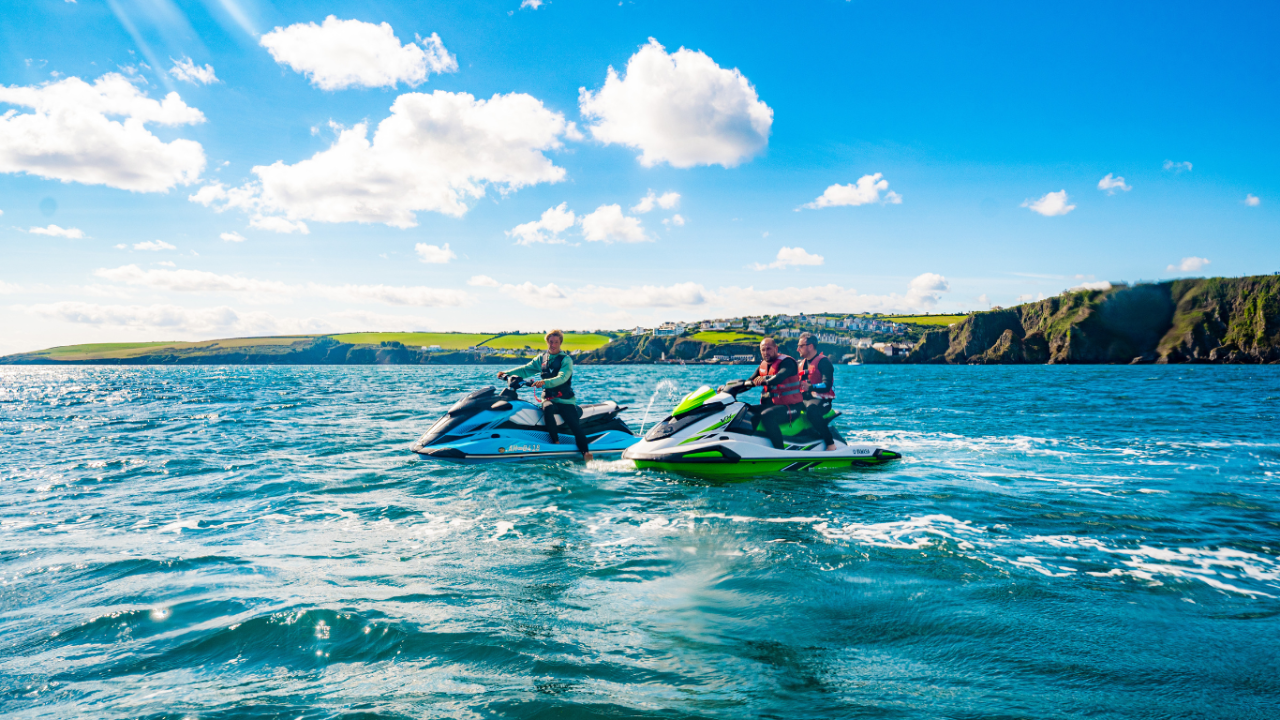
[541,353,575,399]
[801,352,836,400]
[758,354,803,406]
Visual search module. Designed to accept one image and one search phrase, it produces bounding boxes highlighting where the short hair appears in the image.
[798,332,814,345]
[545,329,564,341]
[760,337,777,347]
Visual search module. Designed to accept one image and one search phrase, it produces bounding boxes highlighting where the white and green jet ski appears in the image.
[622,380,900,477]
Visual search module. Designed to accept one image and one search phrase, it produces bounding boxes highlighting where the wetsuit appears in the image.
[800,352,836,446]
[505,352,589,454]
[745,354,803,449]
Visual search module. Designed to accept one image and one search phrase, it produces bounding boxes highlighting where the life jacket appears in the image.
[540,352,575,399]
[801,352,836,400]
[757,354,803,406]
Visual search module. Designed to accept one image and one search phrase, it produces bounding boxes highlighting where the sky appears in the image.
[1,0,1277,354]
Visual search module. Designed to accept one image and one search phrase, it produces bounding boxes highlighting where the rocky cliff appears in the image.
[910,275,1280,364]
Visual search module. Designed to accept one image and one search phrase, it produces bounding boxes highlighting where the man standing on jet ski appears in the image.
[797,332,837,451]
[497,330,593,462]
[742,337,804,450]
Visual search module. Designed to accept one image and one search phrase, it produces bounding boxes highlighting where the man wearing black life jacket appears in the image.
[742,337,804,450]
[797,332,837,451]
[497,329,592,461]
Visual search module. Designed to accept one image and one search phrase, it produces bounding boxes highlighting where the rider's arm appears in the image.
[812,357,835,393]
[745,366,764,385]
[764,356,798,384]
[505,354,543,380]
[541,354,573,388]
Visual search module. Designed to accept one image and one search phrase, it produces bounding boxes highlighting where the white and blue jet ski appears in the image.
[411,377,639,463]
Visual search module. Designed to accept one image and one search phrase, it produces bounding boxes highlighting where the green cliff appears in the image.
[910,275,1280,364]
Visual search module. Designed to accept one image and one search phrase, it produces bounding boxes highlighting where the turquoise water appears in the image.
[2,365,1277,719]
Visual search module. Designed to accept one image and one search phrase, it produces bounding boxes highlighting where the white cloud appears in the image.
[23,301,271,336]
[579,38,772,168]
[752,246,824,270]
[93,264,471,307]
[220,231,246,242]
[468,275,500,287]
[260,16,456,91]
[802,173,902,209]
[508,202,576,245]
[1167,256,1210,273]
[415,242,456,264]
[1097,173,1131,194]
[663,214,685,227]
[0,281,20,294]
[0,73,205,192]
[1071,281,1112,291]
[1163,160,1192,173]
[169,57,218,85]
[248,215,309,234]
[520,0,544,8]
[576,282,714,308]
[978,293,990,306]
[631,190,680,213]
[1244,194,1261,207]
[1021,190,1075,217]
[905,272,950,308]
[133,240,176,251]
[191,90,573,228]
[579,204,648,243]
[29,224,86,238]
[498,281,572,309]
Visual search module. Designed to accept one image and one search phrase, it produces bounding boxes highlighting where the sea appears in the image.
[1,365,1277,719]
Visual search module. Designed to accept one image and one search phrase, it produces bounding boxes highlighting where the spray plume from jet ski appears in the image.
[622,380,900,477]
[412,376,638,463]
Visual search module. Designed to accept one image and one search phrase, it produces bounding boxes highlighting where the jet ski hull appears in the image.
[416,430,638,464]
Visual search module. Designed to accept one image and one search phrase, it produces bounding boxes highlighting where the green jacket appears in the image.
[506,352,578,405]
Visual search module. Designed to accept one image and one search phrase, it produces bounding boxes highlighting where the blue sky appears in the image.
[1,0,1276,354]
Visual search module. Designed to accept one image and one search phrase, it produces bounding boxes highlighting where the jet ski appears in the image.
[622,380,900,477]
[411,377,638,463]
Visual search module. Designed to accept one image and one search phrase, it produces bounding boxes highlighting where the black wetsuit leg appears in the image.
[802,398,834,445]
[543,400,589,454]
[758,404,792,450]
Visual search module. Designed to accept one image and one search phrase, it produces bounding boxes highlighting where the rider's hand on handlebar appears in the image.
[496,371,507,379]
[532,379,545,388]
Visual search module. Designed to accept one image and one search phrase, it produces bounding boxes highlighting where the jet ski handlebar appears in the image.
[717,379,753,396]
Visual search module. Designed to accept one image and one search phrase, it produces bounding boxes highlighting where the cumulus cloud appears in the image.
[133,240,176,251]
[1167,256,1210,273]
[22,301,272,336]
[663,214,685,227]
[1071,281,1112,291]
[1097,173,1131,194]
[1163,160,1193,173]
[508,202,576,245]
[498,281,571,309]
[248,215,308,234]
[260,16,457,90]
[802,173,902,209]
[752,246,824,270]
[0,73,205,192]
[1021,190,1075,217]
[579,204,648,243]
[415,242,456,264]
[520,0,544,8]
[1244,194,1260,207]
[468,275,500,287]
[579,38,772,168]
[169,57,218,85]
[29,224,85,238]
[576,282,714,308]
[93,264,471,307]
[0,280,20,294]
[190,90,573,228]
[220,231,246,242]
[631,190,680,213]
[905,272,950,308]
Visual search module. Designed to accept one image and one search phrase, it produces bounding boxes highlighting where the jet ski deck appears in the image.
[623,383,900,477]
[412,382,638,464]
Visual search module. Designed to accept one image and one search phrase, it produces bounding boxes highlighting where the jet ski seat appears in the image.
[509,401,622,427]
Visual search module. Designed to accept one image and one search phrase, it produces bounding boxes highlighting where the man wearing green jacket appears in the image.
[497,329,593,461]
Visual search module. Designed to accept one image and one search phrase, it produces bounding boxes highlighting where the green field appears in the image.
[481,333,611,351]
[25,336,319,360]
[330,332,494,349]
[691,331,760,344]
[884,315,967,326]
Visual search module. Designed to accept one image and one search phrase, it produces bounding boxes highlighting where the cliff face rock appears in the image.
[912,275,1280,364]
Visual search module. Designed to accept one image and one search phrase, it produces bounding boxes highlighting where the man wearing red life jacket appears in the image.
[797,332,837,451]
[742,337,804,450]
